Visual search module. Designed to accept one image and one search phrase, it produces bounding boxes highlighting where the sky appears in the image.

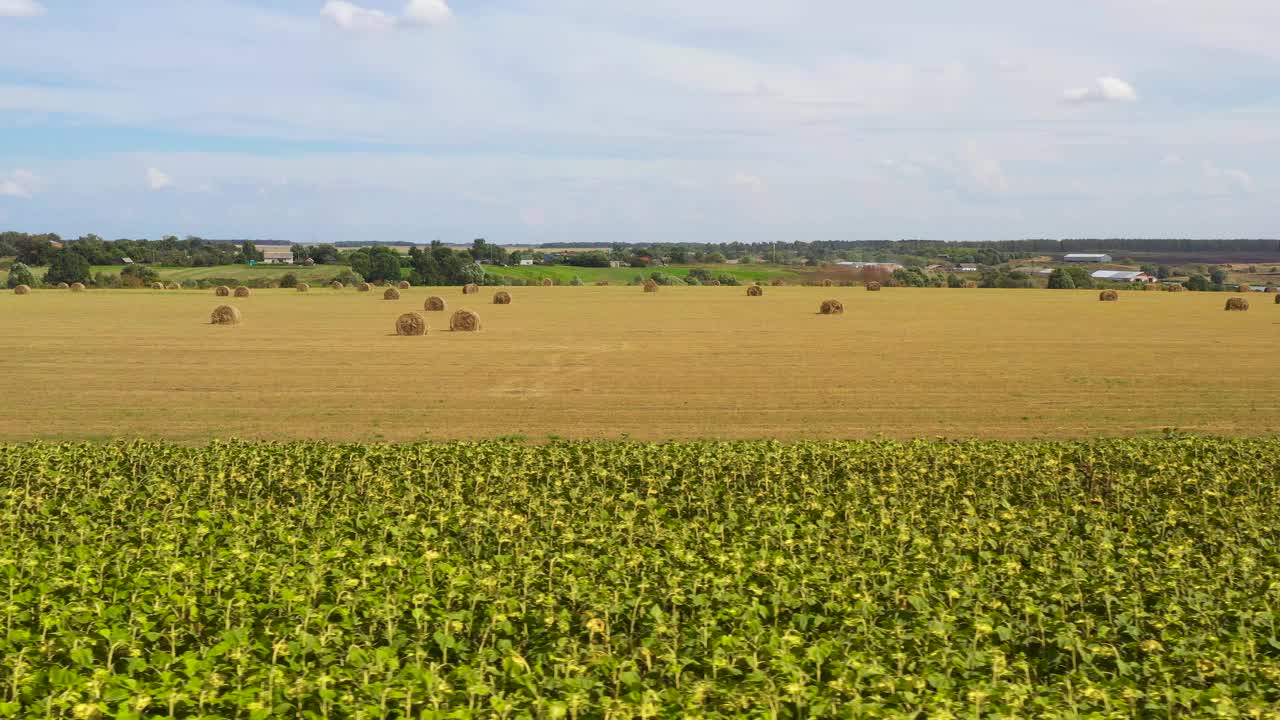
[1,0,1278,244]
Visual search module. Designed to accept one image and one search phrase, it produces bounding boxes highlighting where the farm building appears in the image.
[837,262,904,271]
[1064,253,1113,263]
[957,265,979,273]
[1091,270,1155,283]
[519,259,535,266]
[261,251,294,265]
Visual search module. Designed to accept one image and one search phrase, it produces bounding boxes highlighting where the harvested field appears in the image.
[1,287,1277,441]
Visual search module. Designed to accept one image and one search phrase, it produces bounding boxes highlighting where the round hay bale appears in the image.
[493,291,512,305]
[424,296,446,312]
[55,282,69,289]
[151,282,164,290]
[820,299,844,315]
[821,279,835,287]
[1225,297,1249,311]
[330,281,344,290]
[643,279,659,293]
[707,280,720,287]
[1166,284,1185,292]
[357,283,372,292]
[1264,286,1277,293]
[395,312,427,336]
[215,285,231,297]
[1236,284,1251,293]
[595,281,610,286]
[964,281,978,289]
[541,278,554,287]
[13,284,31,295]
[383,287,401,300]
[398,281,410,290]
[1275,293,1280,304]
[1142,283,1156,291]
[771,279,786,286]
[70,283,86,292]
[463,283,479,295]
[296,283,310,292]
[166,282,181,290]
[233,286,250,298]
[866,282,882,292]
[1099,290,1119,302]
[450,309,481,332]
[210,305,241,325]
[747,285,763,297]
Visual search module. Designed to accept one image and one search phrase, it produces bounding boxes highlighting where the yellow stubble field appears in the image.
[1,285,1276,442]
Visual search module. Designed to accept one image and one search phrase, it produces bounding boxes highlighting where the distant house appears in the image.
[1065,253,1113,263]
[261,251,294,265]
[120,257,134,265]
[519,259,535,266]
[1091,270,1155,283]
[957,264,979,273]
[608,261,623,268]
[836,261,904,271]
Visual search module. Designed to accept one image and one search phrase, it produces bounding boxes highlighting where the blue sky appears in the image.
[1,0,1277,243]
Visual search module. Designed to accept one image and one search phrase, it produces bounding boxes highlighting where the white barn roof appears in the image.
[1091,270,1142,280]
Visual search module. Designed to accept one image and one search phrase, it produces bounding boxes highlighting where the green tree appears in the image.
[15,235,57,266]
[946,273,964,288]
[460,262,485,285]
[366,247,404,283]
[1186,275,1210,292]
[279,272,299,289]
[5,262,35,288]
[1157,265,1172,279]
[1064,266,1093,288]
[1209,267,1228,285]
[290,245,310,264]
[43,250,91,285]
[238,241,264,264]
[1047,269,1076,289]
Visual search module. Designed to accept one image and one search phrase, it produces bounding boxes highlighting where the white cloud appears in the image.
[729,171,764,190]
[403,0,452,26]
[0,0,44,18]
[1160,153,1184,167]
[964,141,1006,193]
[322,0,451,31]
[1062,76,1138,104]
[146,167,173,190]
[0,169,40,198]
[321,1,395,31]
[1203,162,1255,195]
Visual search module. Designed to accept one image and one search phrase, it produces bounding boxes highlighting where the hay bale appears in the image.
[450,309,481,332]
[210,305,241,325]
[595,281,610,286]
[1142,283,1156,291]
[165,282,181,290]
[1237,284,1251,293]
[395,312,427,336]
[1275,294,1280,304]
[541,278,554,287]
[383,287,401,300]
[424,296,446,312]
[493,291,512,305]
[234,286,250,298]
[55,282,69,289]
[747,285,763,297]
[297,283,310,292]
[1099,290,1119,302]
[707,280,720,286]
[821,279,835,287]
[820,299,844,315]
[13,284,30,295]
[1166,284,1185,292]
[964,281,978,289]
[358,283,372,292]
[330,281,344,290]
[70,283,86,292]
[151,282,164,290]
[463,283,479,295]
[398,281,410,290]
[866,282,882,292]
[771,279,786,286]
[1225,297,1249,311]
[643,279,659,293]
[1265,286,1277,293]
[215,286,231,297]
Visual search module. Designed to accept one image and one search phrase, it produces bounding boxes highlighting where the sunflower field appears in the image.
[3,438,1279,718]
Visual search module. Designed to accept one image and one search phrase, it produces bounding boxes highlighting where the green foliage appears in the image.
[946,272,964,288]
[1186,274,1210,292]
[1047,268,1076,289]
[649,271,686,286]
[42,249,92,285]
[460,262,486,285]
[278,272,299,289]
[120,264,160,284]
[5,262,34,288]
[569,275,584,286]
[715,273,741,286]
[1064,266,1094,288]
[1210,267,1229,285]
[2,439,1279,716]
[238,241,265,264]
